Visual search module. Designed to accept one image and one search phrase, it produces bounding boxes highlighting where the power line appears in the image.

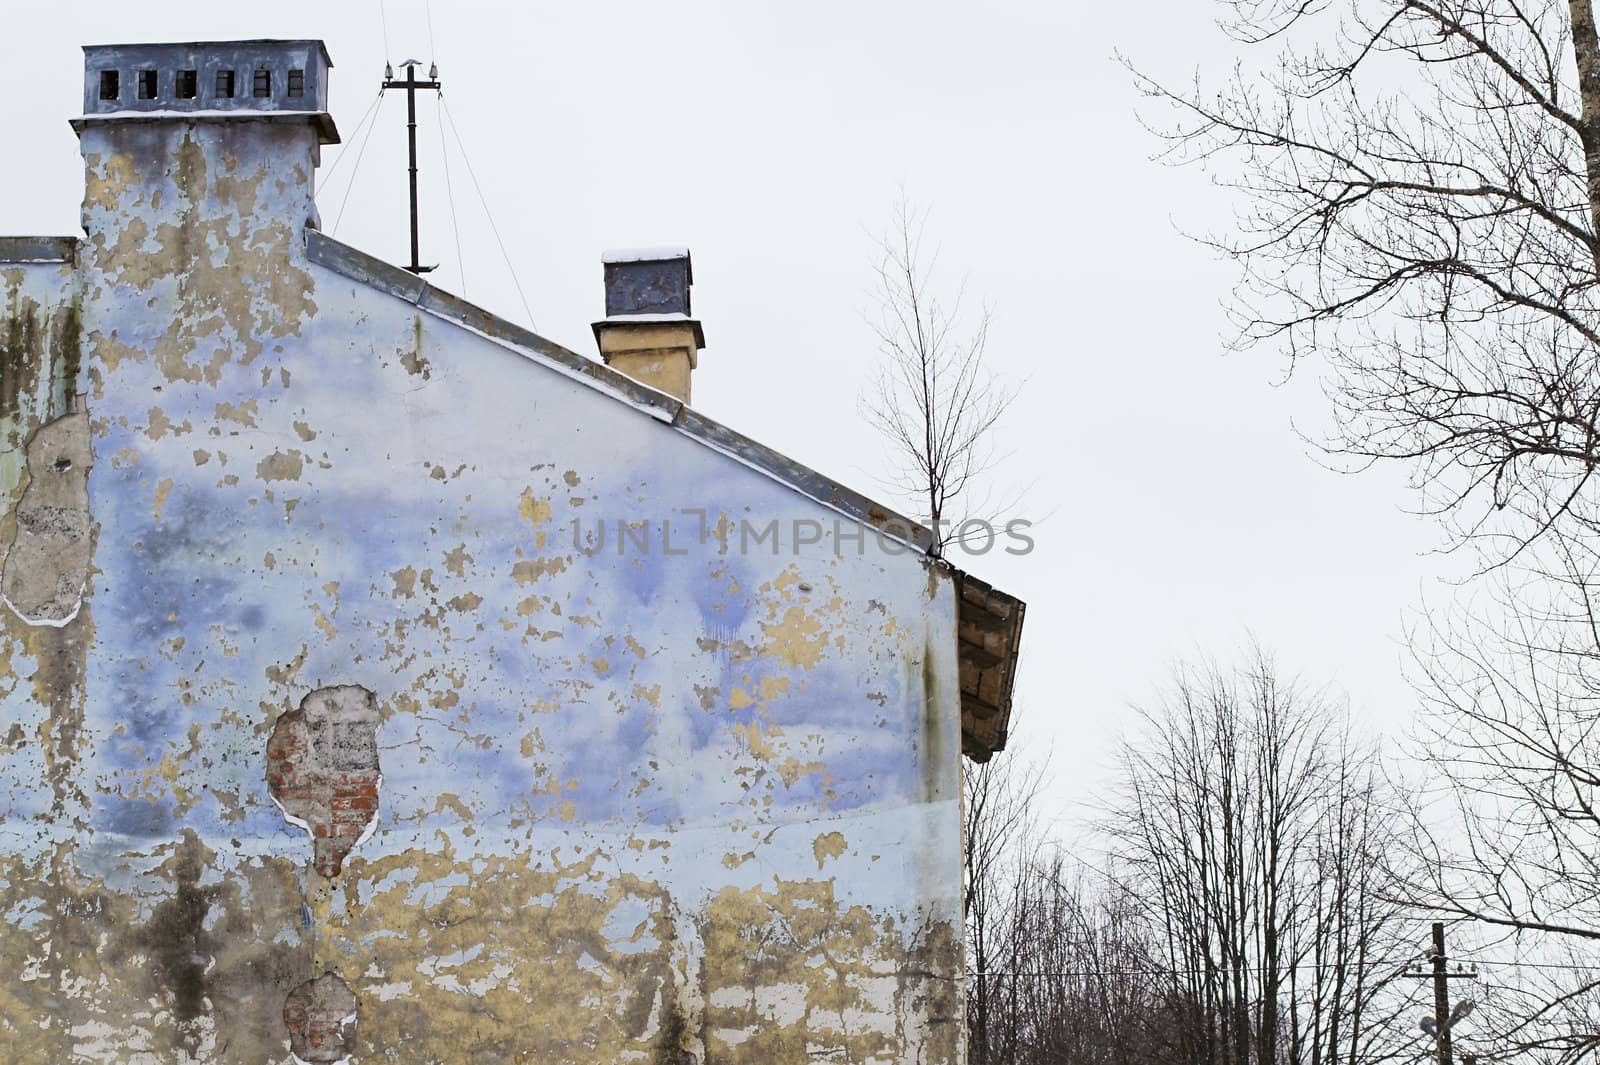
[331,91,386,236]
[438,92,537,330]
[315,88,384,197]
[378,0,393,63]
[435,92,465,295]
[970,957,1600,980]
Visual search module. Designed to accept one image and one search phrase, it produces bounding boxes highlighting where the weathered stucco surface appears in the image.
[0,95,965,1063]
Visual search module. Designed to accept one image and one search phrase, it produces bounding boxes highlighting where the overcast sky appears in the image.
[0,0,1449,825]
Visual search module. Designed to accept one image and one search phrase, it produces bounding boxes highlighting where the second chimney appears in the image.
[592,248,706,404]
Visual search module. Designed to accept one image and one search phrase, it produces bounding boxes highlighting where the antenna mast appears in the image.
[381,59,442,274]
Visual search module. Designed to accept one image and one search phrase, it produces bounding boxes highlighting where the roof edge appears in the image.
[71,111,340,145]
[0,237,78,264]
[82,39,336,68]
[304,229,934,553]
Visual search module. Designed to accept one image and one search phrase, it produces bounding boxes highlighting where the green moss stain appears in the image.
[51,298,82,416]
[1,294,40,419]
[0,278,78,509]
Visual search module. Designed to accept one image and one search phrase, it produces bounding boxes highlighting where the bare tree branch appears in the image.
[861,194,1017,557]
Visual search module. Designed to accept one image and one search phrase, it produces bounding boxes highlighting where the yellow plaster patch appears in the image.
[390,566,417,598]
[812,831,847,870]
[512,557,567,584]
[760,606,827,670]
[152,477,174,522]
[433,793,474,821]
[443,544,473,576]
[256,449,304,482]
[214,399,259,427]
[778,757,826,787]
[731,721,782,760]
[518,488,552,526]
[145,407,190,440]
[85,152,137,212]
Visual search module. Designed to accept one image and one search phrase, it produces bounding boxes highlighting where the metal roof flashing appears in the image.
[0,237,78,264]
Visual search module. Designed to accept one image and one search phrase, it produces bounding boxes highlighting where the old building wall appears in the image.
[0,113,965,1064]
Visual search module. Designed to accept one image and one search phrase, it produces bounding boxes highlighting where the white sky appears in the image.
[0,0,1450,826]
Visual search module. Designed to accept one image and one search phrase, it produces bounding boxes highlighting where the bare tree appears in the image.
[1136,4,1600,1058]
[862,194,1016,557]
[976,851,1176,1065]
[956,650,1425,1065]
[1107,651,1420,1065]
[1398,548,1600,1062]
[1133,0,1600,565]
[963,746,1048,1065]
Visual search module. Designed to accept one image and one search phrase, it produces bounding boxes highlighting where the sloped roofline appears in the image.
[305,229,936,552]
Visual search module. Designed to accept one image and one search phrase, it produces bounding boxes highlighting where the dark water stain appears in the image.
[655,988,700,1065]
[137,829,218,1029]
[921,636,947,804]
[106,829,311,1058]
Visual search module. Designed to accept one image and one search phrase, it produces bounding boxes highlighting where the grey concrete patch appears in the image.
[1,410,92,625]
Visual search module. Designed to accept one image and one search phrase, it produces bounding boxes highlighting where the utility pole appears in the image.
[1432,922,1453,1065]
[1406,922,1478,1065]
[380,60,441,275]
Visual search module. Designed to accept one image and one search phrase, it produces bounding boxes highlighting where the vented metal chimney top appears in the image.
[75,40,339,144]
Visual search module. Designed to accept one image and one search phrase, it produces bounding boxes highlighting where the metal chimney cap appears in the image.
[601,248,696,319]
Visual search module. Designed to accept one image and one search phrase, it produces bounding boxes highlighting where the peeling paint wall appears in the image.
[0,92,965,1064]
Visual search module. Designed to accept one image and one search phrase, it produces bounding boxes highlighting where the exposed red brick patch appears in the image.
[284,970,358,1063]
[266,685,380,878]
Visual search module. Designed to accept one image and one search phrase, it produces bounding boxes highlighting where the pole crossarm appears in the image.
[1402,923,1479,1065]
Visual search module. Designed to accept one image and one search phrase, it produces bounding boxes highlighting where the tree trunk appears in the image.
[1570,1,1600,245]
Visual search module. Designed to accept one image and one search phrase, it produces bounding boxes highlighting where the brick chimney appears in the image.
[592,248,706,403]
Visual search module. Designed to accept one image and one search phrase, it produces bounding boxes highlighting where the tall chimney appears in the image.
[72,41,338,254]
[592,248,705,403]
[68,41,339,422]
